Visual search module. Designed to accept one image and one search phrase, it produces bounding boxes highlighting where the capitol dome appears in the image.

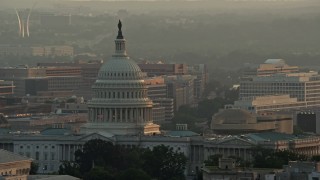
[97,56,144,80]
[81,20,160,136]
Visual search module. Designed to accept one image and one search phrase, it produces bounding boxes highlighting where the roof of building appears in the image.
[0,128,10,134]
[40,128,72,136]
[213,109,256,124]
[165,130,199,137]
[264,59,285,65]
[247,132,300,141]
[98,58,144,80]
[0,149,32,163]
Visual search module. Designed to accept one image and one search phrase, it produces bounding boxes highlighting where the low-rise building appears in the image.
[0,149,32,180]
[211,109,293,134]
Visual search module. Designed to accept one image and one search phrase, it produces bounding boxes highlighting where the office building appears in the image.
[138,61,187,76]
[243,59,299,77]
[227,95,307,113]
[240,72,320,107]
[0,45,74,57]
[165,75,196,110]
[188,64,208,99]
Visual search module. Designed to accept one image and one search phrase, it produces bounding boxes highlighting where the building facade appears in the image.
[240,72,320,107]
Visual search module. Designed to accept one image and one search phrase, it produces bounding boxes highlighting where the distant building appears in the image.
[138,62,187,76]
[0,45,74,57]
[188,64,208,99]
[240,71,320,107]
[144,76,168,99]
[0,66,83,97]
[202,158,279,180]
[144,76,174,121]
[228,95,307,113]
[296,111,320,134]
[0,80,14,96]
[243,59,299,77]
[37,60,103,99]
[152,103,166,123]
[165,75,196,110]
[276,161,320,180]
[211,109,293,134]
[153,98,174,121]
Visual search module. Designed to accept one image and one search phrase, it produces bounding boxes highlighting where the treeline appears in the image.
[204,146,320,169]
[59,139,187,180]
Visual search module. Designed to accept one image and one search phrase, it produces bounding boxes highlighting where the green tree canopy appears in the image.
[142,145,187,180]
[59,139,187,180]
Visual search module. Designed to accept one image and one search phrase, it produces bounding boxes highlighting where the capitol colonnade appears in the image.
[88,107,153,123]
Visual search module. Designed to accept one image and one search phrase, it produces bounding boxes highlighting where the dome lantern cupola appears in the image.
[114,20,127,57]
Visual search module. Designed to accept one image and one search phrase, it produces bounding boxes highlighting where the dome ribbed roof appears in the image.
[97,57,144,80]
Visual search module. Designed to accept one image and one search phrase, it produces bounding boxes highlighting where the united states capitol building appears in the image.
[1,21,320,175]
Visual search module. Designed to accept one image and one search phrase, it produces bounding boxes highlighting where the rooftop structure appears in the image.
[227,95,307,113]
[243,59,299,77]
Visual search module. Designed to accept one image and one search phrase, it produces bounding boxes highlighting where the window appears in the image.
[51,152,55,160]
[44,152,48,160]
[36,152,39,160]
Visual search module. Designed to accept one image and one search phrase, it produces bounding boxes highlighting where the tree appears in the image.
[143,145,187,180]
[58,161,81,177]
[83,166,115,180]
[204,154,222,166]
[30,162,39,175]
[251,146,308,169]
[116,168,151,180]
[197,98,227,119]
[75,139,115,172]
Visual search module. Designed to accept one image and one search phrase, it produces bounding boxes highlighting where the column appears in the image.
[93,108,95,122]
[120,108,123,122]
[125,108,128,122]
[104,108,107,122]
[115,108,118,122]
[109,109,112,122]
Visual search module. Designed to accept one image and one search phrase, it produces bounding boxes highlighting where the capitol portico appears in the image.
[81,20,160,135]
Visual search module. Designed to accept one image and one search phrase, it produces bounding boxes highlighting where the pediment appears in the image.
[78,132,115,142]
[217,137,256,146]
